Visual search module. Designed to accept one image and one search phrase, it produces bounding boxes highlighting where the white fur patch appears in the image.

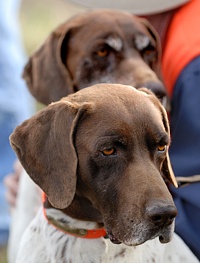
[135,35,150,50]
[105,36,123,51]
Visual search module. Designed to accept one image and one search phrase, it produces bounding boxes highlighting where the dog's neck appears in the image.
[44,194,104,226]
[43,194,106,238]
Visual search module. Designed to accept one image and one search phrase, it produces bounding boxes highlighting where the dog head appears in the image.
[23,9,166,105]
[10,84,177,246]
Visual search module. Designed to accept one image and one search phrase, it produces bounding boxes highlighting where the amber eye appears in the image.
[96,48,108,57]
[143,48,156,61]
[102,148,115,156]
[144,49,153,55]
[158,145,167,152]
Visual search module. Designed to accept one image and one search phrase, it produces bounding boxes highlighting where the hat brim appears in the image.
[69,0,189,15]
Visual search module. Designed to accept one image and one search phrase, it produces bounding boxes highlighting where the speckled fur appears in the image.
[16,208,198,263]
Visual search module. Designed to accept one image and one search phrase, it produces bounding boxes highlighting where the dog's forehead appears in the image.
[70,84,139,102]
[71,84,163,125]
[72,10,141,27]
[73,85,166,147]
[69,10,151,41]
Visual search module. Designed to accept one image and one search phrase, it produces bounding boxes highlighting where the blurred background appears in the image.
[20,0,84,55]
[0,1,83,262]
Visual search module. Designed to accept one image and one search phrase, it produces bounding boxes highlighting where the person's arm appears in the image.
[4,160,22,208]
[169,56,200,259]
[169,56,200,177]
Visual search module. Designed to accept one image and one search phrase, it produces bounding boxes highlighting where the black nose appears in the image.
[137,81,169,109]
[146,203,177,227]
[143,81,167,100]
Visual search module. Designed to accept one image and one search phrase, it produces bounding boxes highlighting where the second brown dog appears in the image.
[23,9,166,105]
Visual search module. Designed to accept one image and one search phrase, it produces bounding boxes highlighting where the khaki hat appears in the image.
[69,0,189,15]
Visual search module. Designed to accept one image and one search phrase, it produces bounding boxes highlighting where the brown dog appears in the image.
[10,84,199,263]
[23,9,166,105]
[8,10,169,262]
[8,10,167,262]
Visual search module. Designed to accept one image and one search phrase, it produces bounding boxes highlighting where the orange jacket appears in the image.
[162,0,200,97]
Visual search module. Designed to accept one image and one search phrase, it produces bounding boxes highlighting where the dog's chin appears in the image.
[158,231,173,244]
[107,232,122,245]
[107,228,174,246]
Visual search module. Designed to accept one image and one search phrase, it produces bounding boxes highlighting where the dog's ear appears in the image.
[139,87,178,188]
[10,99,91,209]
[162,152,178,188]
[138,18,162,78]
[23,21,77,105]
[159,104,178,188]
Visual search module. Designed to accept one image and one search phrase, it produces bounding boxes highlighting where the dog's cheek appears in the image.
[78,157,119,211]
[94,185,121,230]
[76,150,130,227]
[74,56,116,89]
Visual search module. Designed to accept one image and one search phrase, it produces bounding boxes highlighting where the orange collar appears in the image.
[42,193,107,239]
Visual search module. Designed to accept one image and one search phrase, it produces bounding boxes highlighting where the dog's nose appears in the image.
[138,81,169,109]
[139,81,167,101]
[146,203,177,227]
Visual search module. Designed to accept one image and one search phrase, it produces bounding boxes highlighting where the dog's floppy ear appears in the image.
[159,104,178,188]
[10,99,90,209]
[138,17,162,78]
[23,21,77,105]
[162,152,178,188]
[139,88,178,188]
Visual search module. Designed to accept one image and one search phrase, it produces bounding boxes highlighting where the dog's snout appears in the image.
[146,203,177,227]
[140,81,167,101]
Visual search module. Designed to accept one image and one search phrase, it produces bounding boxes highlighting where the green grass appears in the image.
[0,247,7,263]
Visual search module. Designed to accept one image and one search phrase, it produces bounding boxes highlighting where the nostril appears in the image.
[170,214,176,220]
[146,204,177,227]
[151,215,163,222]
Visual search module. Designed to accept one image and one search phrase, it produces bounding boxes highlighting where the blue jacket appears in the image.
[170,56,200,259]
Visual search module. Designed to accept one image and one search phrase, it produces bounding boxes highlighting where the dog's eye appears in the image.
[141,45,157,62]
[157,145,167,153]
[96,47,109,57]
[102,148,116,156]
[144,49,153,56]
[143,49,156,60]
